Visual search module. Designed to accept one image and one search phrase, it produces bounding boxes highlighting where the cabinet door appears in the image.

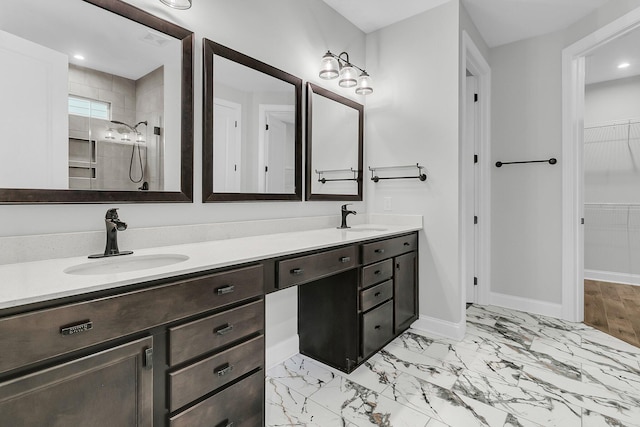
[394,251,418,333]
[0,336,153,427]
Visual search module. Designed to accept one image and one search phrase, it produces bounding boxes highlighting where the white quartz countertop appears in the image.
[0,223,421,310]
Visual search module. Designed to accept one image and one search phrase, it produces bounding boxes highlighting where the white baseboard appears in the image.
[411,314,466,341]
[585,269,640,287]
[265,335,299,370]
[490,292,562,318]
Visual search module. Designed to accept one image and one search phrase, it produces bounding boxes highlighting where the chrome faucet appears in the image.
[338,204,357,229]
[89,208,133,258]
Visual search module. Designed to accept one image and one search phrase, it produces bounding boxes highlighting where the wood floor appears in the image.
[584,279,640,347]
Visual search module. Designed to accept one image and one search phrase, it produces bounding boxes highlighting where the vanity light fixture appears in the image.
[319,51,373,95]
[104,128,115,140]
[159,0,192,9]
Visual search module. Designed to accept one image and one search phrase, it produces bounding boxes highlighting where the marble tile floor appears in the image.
[266,304,640,427]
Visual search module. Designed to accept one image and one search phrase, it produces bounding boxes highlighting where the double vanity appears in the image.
[0,223,420,426]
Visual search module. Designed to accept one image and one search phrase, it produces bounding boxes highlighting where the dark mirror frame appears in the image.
[0,0,194,204]
[305,83,364,201]
[202,39,303,202]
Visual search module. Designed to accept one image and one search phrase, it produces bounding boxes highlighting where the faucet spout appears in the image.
[338,204,357,229]
[88,208,133,258]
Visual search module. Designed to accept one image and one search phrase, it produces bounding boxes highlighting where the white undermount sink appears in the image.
[64,254,190,276]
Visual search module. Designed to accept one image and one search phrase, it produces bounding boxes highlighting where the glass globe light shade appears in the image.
[355,72,373,95]
[319,52,339,80]
[338,65,357,88]
[159,0,192,10]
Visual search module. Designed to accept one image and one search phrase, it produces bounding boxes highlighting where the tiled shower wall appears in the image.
[67,64,163,191]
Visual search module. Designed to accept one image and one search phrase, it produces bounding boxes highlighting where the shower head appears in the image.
[110,120,148,134]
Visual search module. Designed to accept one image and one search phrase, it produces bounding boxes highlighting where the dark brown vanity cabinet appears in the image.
[298,232,419,373]
[0,264,265,427]
[0,336,154,427]
[394,251,419,333]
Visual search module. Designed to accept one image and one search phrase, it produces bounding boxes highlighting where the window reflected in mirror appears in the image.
[203,39,302,202]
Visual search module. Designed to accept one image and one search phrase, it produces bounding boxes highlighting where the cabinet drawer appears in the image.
[361,233,417,264]
[278,245,357,288]
[361,259,393,289]
[168,335,264,411]
[361,300,394,358]
[169,300,264,366]
[169,369,263,427]
[0,264,263,375]
[361,280,393,312]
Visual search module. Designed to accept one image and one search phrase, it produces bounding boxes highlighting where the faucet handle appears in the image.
[105,208,120,220]
[341,204,352,211]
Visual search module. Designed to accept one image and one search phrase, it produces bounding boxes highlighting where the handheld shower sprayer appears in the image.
[108,120,149,185]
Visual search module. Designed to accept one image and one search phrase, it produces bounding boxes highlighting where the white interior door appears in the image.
[213,99,241,192]
[265,112,288,193]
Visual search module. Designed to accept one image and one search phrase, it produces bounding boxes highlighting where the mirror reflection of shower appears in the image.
[111,120,148,188]
[67,64,165,192]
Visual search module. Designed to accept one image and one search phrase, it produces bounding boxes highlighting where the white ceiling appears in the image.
[0,0,179,81]
[586,27,640,85]
[321,0,640,83]
[321,0,609,47]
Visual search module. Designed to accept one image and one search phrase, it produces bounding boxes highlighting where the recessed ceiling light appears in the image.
[618,62,630,69]
[73,54,85,60]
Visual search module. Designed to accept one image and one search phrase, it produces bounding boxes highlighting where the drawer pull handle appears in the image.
[374,270,382,275]
[404,242,411,246]
[374,292,381,297]
[60,320,93,336]
[216,285,235,295]
[216,421,234,427]
[291,268,304,275]
[374,248,385,254]
[374,325,381,330]
[215,363,234,377]
[214,324,234,335]
[339,256,351,263]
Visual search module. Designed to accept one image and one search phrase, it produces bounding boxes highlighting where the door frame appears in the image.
[561,7,640,322]
[461,31,491,313]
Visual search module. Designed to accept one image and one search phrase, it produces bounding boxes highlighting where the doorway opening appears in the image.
[461,31,491,323]
[562,7,640,322]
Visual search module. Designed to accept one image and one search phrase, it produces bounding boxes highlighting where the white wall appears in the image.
[365,1,463,331]
[489,0,640,314]
[585,75,640,125]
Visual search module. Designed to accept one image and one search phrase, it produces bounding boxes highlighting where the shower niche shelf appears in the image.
[68,138,97,190]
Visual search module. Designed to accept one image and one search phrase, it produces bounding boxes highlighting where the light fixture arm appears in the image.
[326,51,368,74]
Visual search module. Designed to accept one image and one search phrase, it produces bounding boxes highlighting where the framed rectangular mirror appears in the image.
[203,39,302,202]
[0,0,193,204]
[305,83,363,201]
